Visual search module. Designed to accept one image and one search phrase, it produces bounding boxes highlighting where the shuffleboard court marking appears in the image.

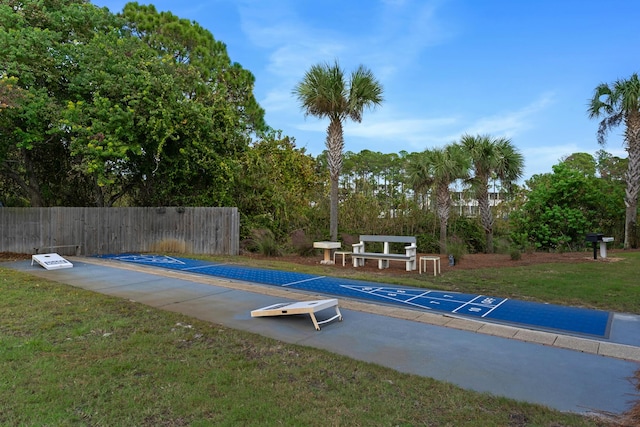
[281,276,327,287]
[404,291,436,303]
[97,254,612,339]
[114,254,186,265]
[182,264,229,271]
[339,284,435,311]
[481,298,509,317]
[452,295,503,314]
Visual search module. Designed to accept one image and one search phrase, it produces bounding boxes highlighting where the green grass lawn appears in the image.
[0,266,619,426]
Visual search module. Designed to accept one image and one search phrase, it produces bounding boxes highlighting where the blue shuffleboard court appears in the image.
[99,254,612,339]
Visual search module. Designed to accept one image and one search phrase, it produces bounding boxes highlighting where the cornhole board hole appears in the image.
[31,253,73,270]
[251,298,342,330]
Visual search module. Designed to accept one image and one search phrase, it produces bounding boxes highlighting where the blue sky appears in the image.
[92,0,640,181]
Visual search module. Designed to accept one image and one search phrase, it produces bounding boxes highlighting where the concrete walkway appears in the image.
[8,257,640,416]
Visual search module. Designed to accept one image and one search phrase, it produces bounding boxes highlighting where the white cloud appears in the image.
[346,117,457,138]
[462,92,556,138]
[522,143,581,175]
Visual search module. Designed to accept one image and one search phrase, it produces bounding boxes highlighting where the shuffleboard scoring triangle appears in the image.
[31,253,73,270]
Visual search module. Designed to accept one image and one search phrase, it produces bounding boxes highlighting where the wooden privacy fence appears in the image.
[0,207,239,256]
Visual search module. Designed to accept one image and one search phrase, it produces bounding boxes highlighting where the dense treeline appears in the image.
[0,1,635,253]
[1,0,265,208]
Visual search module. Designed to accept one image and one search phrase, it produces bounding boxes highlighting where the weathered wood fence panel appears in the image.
[0,207,239,256]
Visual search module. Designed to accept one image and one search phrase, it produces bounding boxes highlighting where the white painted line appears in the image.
[281,276,326,287]
[406,291,434,303]
[182,264,229,271]
[482,298,509,317]
[451,295,485,314]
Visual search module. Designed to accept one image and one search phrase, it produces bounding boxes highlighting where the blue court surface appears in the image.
[99,254,612,339]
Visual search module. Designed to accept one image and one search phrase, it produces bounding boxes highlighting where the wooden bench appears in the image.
[352,235,417,271]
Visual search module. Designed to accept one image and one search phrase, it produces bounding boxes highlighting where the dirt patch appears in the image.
[0,252,32,261]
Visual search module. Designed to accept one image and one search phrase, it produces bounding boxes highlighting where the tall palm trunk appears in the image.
[436,183,450,254]
[476,180,494,253]
[624,113,640,249]
[326,119,344,242]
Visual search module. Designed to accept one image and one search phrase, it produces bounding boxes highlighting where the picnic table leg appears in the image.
[322,248,332,264]
[353,243,364,267]
[379,242,390,269]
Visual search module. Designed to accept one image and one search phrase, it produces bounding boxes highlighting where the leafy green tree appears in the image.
[596,149,627,181]
[0,76,24,108]
[407,144,469,254]
[460,134,524,253]
[511,162,624,251]
[588,73,640,249]
[293,61,383,241]
[0,1,266,207]
[0,0,120,206]
[60,30,172,206]
[234,131,320,240]
[121,3,266,135]
[562,152,597,176]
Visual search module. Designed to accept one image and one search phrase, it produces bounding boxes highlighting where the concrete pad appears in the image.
[513,329,558,345]
[599,342,640,361]
[609,313,640,347]
[478,322,520,339]
[553,336,601,354]
[443,317,484,332]
[368,305,423,321]
[414,312,452,326]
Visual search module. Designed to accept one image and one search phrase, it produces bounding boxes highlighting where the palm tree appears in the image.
[293,61,383,241]
[460,134,524,253]
[407,144,469,254]
[588,73,640,249]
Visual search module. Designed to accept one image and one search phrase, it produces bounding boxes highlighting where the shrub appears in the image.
[446,236,468,264]
[416,232,440,254]
[449,216,485,254]
[290,229,315,256]
[249,229,281,257]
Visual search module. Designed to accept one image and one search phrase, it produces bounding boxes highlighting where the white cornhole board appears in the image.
[31,253,73,270]
[251,299,342,330]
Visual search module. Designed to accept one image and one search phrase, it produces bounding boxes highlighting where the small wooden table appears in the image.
[333,251,352,266]
[313,241,341,264]
[419,256,441,276]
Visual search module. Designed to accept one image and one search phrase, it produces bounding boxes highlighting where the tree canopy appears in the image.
[511,159,625,251]
[0,0,265,207]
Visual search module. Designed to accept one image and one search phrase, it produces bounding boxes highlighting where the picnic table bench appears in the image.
[352,235,417,271]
